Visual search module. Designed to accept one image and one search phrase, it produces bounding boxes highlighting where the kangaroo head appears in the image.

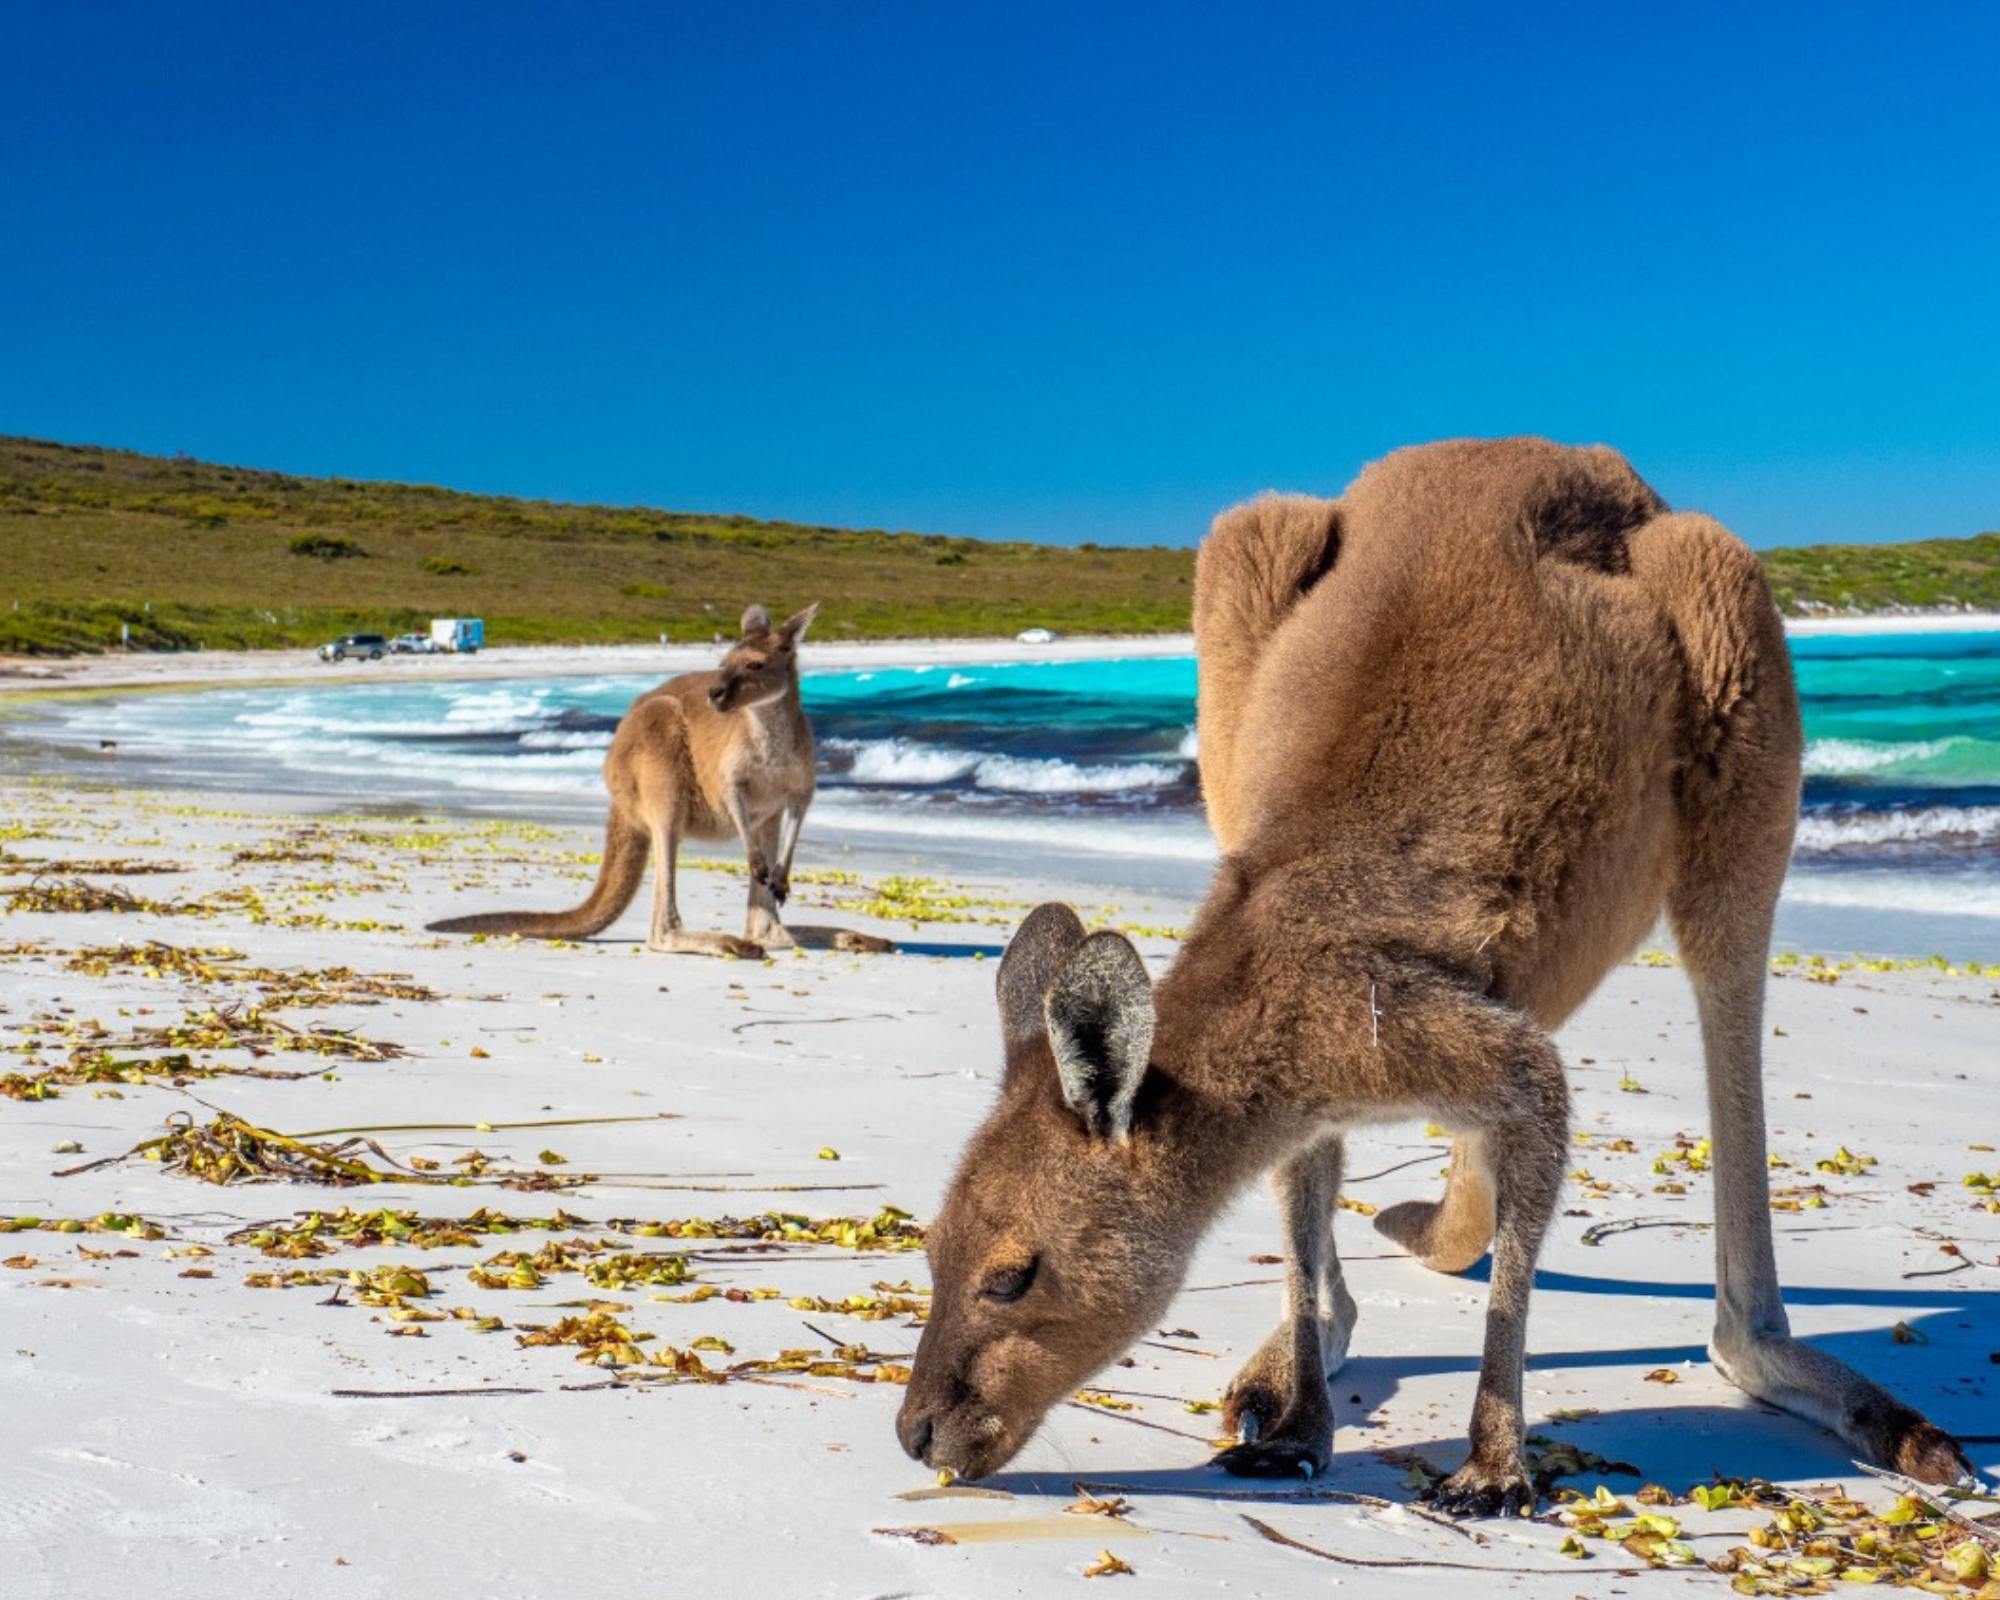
[708,601,820,712]
[897,904,1194,1480]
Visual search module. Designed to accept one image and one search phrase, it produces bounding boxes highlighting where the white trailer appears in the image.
[430,618,484,653]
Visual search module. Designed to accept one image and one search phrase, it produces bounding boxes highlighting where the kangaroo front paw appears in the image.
[1217,1360,1332,1479]
[1213,1434,1331,1480]
[1220,1372,1285,1445]
[1424,1459,1536,1519]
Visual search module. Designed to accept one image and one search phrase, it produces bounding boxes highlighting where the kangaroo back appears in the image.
[1192,493,1341,852]
[425,811,648,939]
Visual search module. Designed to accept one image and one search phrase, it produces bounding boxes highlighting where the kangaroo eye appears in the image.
[980,1261,1037,1303]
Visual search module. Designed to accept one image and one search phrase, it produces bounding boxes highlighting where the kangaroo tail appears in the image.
[1193,492,1342,852]
[426,813,649,939]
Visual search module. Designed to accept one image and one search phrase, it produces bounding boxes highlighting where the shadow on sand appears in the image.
[981,1266,1996,1503]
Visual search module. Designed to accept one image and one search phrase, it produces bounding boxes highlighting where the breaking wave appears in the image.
[1803,737,1968,777]
[827,737,1186,795]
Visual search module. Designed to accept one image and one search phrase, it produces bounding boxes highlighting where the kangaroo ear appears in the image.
[780,600,821,642]
[740,604,772,638]
[1044,931,1154,1142]
[996,902,1088,1052]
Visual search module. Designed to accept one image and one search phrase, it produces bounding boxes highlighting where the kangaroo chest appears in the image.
[722,706,811,804]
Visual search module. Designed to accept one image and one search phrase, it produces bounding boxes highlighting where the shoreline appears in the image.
[3,605,1996,700]
[0,634,1198,700]
[5,622,1998,967]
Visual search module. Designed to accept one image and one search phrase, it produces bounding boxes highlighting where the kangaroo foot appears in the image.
[1712,1332,1975,1484]
[745,908,795,951]
[648,930,766,960]
[1892,1421,1974,1484]
[1373,1198,1490,1275]
[1425,1455,1535,1519]
[775,926,897,954]
[831,929,895,954]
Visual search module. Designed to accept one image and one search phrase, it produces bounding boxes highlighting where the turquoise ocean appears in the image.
[16,629,2000,961]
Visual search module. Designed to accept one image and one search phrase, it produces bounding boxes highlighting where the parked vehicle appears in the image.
[430,617,484,653]
[318,633,389,662]
[390,633,437,654]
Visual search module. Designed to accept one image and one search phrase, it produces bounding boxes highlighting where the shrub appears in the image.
[422,555,478,576]
[288,534,366,560]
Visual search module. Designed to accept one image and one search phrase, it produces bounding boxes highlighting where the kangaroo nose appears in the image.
[897,1410,934,1463]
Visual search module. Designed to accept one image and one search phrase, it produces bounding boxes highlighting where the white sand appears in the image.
[1,778,1995,1598]
[1786,613,2000,637]
[0,634,1198,696]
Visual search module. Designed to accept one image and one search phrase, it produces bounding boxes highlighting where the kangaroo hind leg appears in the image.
[1193,492,1341,854]
[1372,1136,1496,1274]
[1675,875,1967,1480]
[645,812,764,960]
[1216,1132,1358,1479]
[1637,510,1969,1482]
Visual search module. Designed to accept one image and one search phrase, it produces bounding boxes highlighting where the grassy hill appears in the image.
[0,436,1192,653]
[2,435,1994,653]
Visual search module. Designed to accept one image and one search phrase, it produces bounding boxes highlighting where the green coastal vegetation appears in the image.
[1758,535,2000,617]
[2,434,1995,654]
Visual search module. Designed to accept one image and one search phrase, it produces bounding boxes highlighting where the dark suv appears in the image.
[317,633,389,662]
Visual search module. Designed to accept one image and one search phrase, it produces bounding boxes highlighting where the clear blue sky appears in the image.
[3,3,1996,548]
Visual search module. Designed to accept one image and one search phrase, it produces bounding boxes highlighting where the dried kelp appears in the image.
[6,876,171,914]
[120,1003,410,1060]
[1,1212,165,1240]
[228,1205,598,1257]
[1,1048,325,1100]
[68,1113,593,1189]
[62,941,246,980]
[465,1239,694,1291]
[1557,1476,2000,1590]
[61,942,436,1008]
[510,1310,913,1385]
[601,1206,925,1251]
[0,858,187,876]
[62,1110,419,1186]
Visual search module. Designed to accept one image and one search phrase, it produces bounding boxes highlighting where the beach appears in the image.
[2,641,1997,1598]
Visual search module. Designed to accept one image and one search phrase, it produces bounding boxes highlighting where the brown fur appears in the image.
[428,603,822,958]
[897,439,1969,1511]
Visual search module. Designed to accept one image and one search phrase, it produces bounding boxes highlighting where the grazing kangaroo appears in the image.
[897,439,1969,1513]
[429,603,823,959]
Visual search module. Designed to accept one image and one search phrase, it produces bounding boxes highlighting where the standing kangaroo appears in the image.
[897,439,1969,1513]
[428,603,821,959]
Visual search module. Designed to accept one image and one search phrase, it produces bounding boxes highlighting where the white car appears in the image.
[1015,627,1060,644]
[390,633,438,654]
